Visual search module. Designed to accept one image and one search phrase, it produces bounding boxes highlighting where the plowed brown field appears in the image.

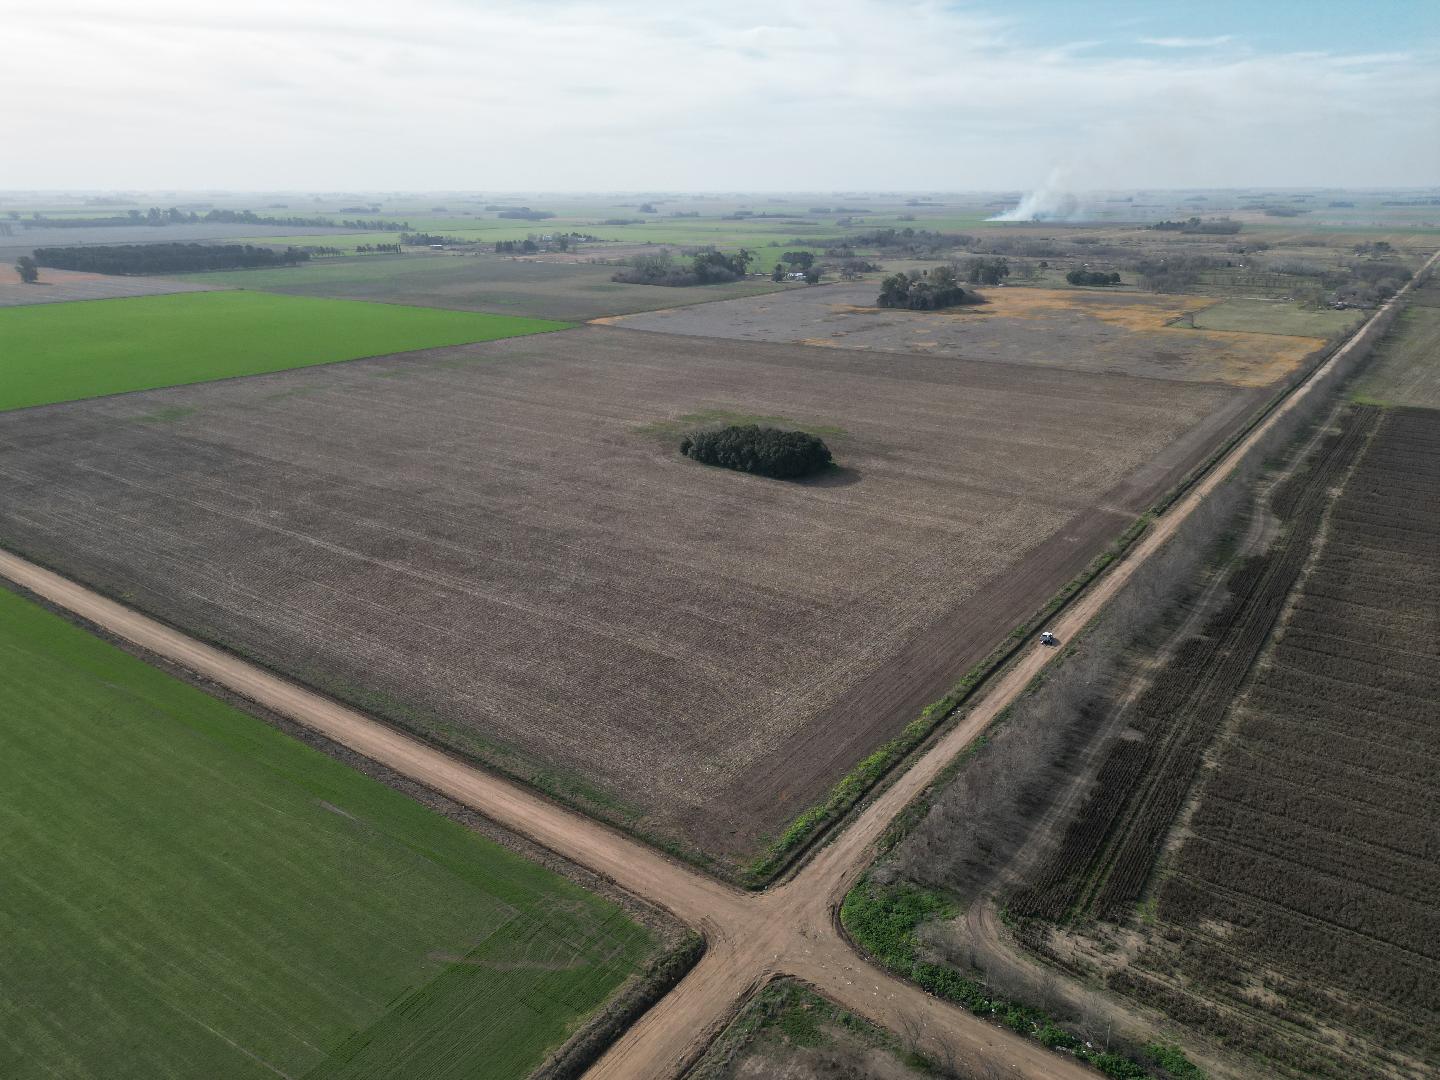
[0,325,1254,865]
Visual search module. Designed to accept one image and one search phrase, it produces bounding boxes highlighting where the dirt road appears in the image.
[4,251,1431,1079]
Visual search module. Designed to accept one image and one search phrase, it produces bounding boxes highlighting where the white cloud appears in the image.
[2,1,1436,190]
[1139,35,1235,48]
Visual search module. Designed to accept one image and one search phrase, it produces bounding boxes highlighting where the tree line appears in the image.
[1066,269,1121,286]
[19,208,406,231]
[612,247,753,286]
[32,243,310,275]
[1150,217,1242,235]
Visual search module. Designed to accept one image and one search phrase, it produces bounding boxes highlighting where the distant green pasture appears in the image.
[1189,297,1362,337]
[0,585,651,1080]
[0,290,569,410]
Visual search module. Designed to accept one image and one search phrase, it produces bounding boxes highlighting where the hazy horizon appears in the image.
[7,0,1439,192]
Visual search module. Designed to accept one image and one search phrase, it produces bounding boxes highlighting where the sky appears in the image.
[3,0,1438,192]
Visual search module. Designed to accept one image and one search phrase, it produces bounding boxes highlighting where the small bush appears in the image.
[680,425,832,479]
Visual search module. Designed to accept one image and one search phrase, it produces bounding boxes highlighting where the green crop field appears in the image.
[1352,299,1440,407]
[1189,297,1362,337]
[0,585,652,1080]
[0,290,570,411]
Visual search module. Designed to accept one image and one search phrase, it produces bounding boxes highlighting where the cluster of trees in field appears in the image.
[956,255,1010,285]
[1150,217,1242,235]
[612,247,754,286]
[1326,259,1412,307]
[679,425,832,479]
[1066,269,1122,286]
[877,266,973,310]
[1132,254,1219,293]
[32,243,309,274]
[15,255,39,282]
[495,208,554,220]
[18,208,405,230]
[770,251,822,282]
[354,243,402,254]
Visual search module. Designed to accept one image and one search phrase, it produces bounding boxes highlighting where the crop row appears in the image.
[1134,406,1440,1071]
[1008,407,1381,922]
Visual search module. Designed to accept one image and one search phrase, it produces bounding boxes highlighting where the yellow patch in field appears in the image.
[1189,329,1327,388]
[892,288,1323,387]
[956,288,1218,332]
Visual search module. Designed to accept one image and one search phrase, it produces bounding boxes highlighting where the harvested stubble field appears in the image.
[605,284,1326,387]
[995,405,1440,1078]
[1113,406,1440,1078]
[0,290,568,411]
[189,252,795,321]
[0,266,223,307]
[1010,407,1382,926]
[0,326,1256,864]
[0,585,653,1080]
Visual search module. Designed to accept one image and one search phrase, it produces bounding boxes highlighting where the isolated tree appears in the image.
[15,255,38,283]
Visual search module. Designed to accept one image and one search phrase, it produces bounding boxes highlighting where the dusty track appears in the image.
[4,251,1431,1079]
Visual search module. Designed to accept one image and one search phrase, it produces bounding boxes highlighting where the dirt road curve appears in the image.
[4,251,1432,1079]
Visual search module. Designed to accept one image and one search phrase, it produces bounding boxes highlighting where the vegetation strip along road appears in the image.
[2,250,1431,1079]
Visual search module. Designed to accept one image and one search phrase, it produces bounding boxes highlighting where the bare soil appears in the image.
[0,258,1415,1080]
[0,325,1250,864]
[0,267,223,307]
[606,283,1324,387]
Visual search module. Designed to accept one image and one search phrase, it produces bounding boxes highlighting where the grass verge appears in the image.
[840,878,1203,1080]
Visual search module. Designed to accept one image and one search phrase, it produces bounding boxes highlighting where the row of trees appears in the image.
[32,243,309,275]
[19,208,405,230]
[876,266,971,310]
[771,250,821,283]
[1150,217,1242,235]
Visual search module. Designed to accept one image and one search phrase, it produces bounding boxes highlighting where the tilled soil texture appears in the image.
[0,267,224,307]
[190,253,798,321]
[1120,405,1440,1078]
[0,326,1255,865]
[605,283,1326,388]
